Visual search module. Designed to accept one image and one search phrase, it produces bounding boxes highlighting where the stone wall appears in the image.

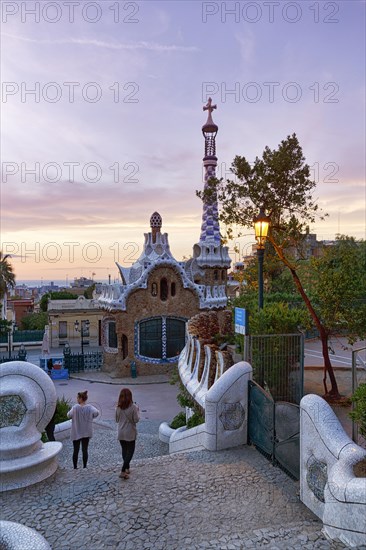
[187,309,232,342]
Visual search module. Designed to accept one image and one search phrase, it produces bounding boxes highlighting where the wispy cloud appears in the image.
[2,33,199,52]
[235,31,255,64]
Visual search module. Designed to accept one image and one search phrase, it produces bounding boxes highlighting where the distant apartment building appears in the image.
[7,298,34,326]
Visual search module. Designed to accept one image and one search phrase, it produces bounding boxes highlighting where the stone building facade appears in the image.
[98,100,231,376]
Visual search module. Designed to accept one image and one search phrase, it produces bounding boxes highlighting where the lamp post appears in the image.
[74,319,90,355]
[7,321,16,360]
[254,207,270,310]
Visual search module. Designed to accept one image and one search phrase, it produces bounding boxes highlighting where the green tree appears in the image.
[202,133,341,399]
[0,252,16,299]
[83,283,96,299]
[21,311,48,330]
[309,236,366,344]
[40,291,77,312]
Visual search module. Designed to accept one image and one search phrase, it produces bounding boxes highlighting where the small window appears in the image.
[122,334,128,359]
[160,278,168,301]
[214,270,219,281]
[171,282,176,297]
[108,321,117,349]
[59,321,67,339]
[151,282,158,297]
[221,269,226,281]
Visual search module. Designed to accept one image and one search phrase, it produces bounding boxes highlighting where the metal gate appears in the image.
[245,333,304,404]
[248,380,300,479]
[63,350,103,373]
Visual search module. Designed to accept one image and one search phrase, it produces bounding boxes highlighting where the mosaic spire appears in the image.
[199,98,221,244]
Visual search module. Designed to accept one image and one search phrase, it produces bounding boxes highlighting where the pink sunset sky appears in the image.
[1,0,365,282]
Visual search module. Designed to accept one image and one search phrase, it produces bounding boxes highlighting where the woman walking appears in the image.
[116,388,140,479]
[67,390,99,469]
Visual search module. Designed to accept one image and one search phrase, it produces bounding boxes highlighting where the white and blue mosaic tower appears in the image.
[191,99,231,291]
[199,98,221,244]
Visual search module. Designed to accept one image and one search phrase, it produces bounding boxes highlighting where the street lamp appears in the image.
[254,207,270,310]
[6,321,16,360]
[74,319,90,355]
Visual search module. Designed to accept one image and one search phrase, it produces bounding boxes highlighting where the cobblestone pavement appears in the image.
[1,421,354,550]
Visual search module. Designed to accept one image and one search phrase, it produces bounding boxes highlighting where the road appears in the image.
[53,377,181,422]
[305,337,366,368]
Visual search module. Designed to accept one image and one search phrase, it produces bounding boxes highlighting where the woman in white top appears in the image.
[67,390,99,469]
[116,388,140,479]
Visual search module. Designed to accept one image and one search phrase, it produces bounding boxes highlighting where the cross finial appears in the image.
[203,97,217,114]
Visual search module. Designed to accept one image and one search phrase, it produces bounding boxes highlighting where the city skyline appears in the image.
[1,1,365,280]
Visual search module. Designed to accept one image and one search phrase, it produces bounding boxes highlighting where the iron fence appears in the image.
[244,333,304,404]
[63,351,103,373]
[13,330,44,342]
[0,352,28,364]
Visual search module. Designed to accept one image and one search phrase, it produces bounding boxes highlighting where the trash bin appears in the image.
[130,361,137,378]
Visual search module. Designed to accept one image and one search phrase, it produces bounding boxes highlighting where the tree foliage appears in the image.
[233,289,309,338]
[21,311,48,330]
[202,133,342,398]
[309,236,366,343]
[83,284,96,299]
[207,133,325,248]
[0,252,16,299]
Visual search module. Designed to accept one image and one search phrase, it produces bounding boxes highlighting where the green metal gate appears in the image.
[248,380,300,479]
[245,333,304,404]
[63,349,103,373]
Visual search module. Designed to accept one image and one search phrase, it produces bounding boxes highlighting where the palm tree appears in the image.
[0,252,16,299]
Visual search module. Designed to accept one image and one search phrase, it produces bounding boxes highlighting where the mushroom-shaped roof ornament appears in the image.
[150,211,162,230]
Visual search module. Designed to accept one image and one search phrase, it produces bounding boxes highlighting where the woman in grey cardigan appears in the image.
[116,388,140,479]
[67,390,99,469]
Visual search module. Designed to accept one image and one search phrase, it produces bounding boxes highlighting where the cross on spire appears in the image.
[203,97,217,115]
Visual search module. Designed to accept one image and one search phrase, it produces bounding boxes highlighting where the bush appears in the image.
[176,384,196,410]
[170,412,186,429]
[54,396,72,424]
[42,396,72,441]
[187,411,205,429]
[349,383,366,438]
[21,311,48,330]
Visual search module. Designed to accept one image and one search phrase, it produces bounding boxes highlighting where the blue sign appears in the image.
[235,308,247,335]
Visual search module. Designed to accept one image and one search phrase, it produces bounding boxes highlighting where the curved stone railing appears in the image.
[300,394,366,548]
[179,333,233,408]
[165,361,252,454]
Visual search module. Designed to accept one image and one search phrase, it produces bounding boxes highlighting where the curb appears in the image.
[69,375,170,386]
